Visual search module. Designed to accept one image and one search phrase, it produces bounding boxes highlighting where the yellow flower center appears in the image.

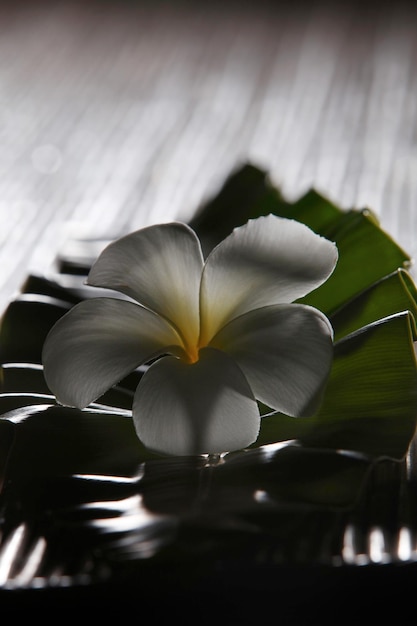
[185,345,200,364]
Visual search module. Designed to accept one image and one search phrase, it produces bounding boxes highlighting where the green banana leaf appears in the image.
[256,312,417,459]
[330,268,417,341]
[1,162,417,600]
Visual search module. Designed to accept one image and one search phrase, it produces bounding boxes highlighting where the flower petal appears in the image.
[199,215,338,344]
[132,347,260,455]
[210,304,334,417]
[87,223,204,351]
[42,298,184,409]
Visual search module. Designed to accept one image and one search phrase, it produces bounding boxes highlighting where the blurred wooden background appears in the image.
[0,0,416,312]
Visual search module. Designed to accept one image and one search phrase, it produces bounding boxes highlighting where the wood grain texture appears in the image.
[0,0,416,310]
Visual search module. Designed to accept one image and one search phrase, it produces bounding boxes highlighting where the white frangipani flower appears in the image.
[42,215,338,456]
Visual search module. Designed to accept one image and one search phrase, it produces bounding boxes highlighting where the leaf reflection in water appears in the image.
[73,475,178,560]
[0,404,373,591]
